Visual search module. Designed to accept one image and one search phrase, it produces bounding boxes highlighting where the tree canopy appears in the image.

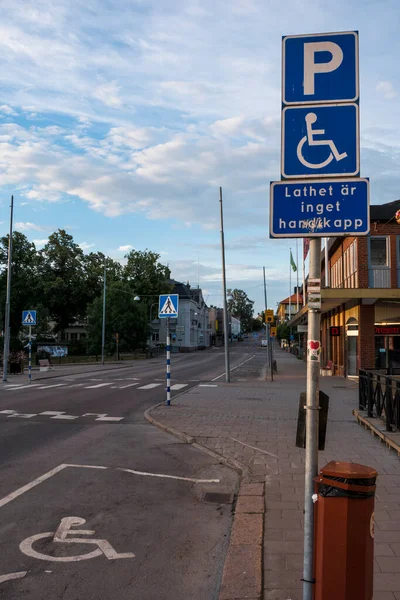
[227,288,255,332]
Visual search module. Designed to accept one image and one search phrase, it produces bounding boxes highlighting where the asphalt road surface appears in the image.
[0,341,262,600]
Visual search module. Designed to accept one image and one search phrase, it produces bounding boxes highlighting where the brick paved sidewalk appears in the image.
[150,347,400,600]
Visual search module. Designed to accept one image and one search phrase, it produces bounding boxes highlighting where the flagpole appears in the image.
[296,239,299,312]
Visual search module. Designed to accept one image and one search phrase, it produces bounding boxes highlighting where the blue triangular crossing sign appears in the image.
[22,310,37,325]
[159,295,179,318]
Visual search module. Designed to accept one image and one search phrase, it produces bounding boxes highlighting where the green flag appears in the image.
[290,250,297,272]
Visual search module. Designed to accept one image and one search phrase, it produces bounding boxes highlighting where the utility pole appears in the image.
[303,237,321,600]
[101,260,106,366]
[263,266,269,363]
[219,187,230,382]
[2,195,14,383]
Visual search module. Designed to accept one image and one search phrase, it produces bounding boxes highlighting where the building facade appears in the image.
[291,200,400,377]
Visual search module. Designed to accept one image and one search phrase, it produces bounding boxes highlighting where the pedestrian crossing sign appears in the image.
[22,310,37,326]
[158,295,179,318]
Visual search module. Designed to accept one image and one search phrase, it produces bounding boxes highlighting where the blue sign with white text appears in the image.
[282,104,359,179]
[159,294,179,318]
[283,31,359,104]
[270,178,369,238]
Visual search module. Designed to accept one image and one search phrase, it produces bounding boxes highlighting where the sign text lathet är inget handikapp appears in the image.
[270,178,369,238]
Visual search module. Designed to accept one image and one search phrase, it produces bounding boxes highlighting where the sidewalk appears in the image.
[149,347,400,600]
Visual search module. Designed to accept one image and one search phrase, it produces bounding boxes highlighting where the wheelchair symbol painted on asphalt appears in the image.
[297,112,347,169]
[19,517,135,563]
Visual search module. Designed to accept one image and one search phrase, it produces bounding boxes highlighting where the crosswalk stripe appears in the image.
[50,414,78,420]
[7,385,39,391]
[118,383,139,389]
[95,416,124,422]
[170,384,188,390]
[36,384,66,390]
[85,383,113,389]
[137,383,162,390]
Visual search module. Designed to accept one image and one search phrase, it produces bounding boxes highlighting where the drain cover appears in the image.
[202,492,233,504]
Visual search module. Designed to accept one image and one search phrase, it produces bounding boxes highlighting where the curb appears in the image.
[144,400,263,600]
[218,482,265,600]
[353,409,400,456]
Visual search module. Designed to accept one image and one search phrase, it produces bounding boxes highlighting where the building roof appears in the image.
[370,199,400,222]
[278,292,304,306]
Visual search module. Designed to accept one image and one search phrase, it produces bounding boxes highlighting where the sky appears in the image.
[0,0,399,315]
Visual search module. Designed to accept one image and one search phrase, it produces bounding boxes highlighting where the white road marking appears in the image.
[95,416,124,422]
[39,411,66,416]
[137,383,161,390]
[118,383,139,389]
[82,413,107,418]
[212,354,256,381]
[50,414,78,420]
[69,383,84,387]
[20,516,135,562]
[0,464,69,509]
[228,437,279,459]
[119,468,220,484]
[0,463,218,511]
[0,410,17,414]
[7,385,39,391]
[199,384,218,387]
[8,413,37,419]
[36,384,66,390]
[170,384,188,390]
[85,383,113,389]
[0,571,28,584]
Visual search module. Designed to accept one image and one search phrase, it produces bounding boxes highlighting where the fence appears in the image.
[359,369,400,432]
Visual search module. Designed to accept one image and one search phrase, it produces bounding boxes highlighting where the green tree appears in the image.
[82,252,123,308]
[227,289,255,332]
[277,322,290,341]
[38,230,86,332]
[86,281,149,355]
[123,249,172,310]
[0,232,40,342]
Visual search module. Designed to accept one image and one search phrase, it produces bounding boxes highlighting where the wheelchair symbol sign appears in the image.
[282,103,359,179]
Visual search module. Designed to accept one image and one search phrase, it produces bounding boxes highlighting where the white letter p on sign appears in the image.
[304,42,343,95]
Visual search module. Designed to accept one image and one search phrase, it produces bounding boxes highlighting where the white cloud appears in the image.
[79,242,95,251]
[93,82,123,108]
[118,244,133,252]
[376,81,397,100]
[0,104,17,116]
[15,221,45,231]
[33,238,48,248]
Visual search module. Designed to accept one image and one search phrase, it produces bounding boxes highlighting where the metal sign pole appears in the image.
[166,318,171,406]
[219,187,230,383]
[28,325,32,384]
[2,195,14,383]
[303,237,321,600]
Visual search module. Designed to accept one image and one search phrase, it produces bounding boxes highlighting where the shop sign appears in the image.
[375,326,400,335]
[329,326,341,336]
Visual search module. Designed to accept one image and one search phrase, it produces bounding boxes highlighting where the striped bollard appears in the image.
[28,325,32,384]
[166,319,171,406]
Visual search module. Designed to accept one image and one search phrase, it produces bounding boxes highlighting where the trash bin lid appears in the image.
[320,461,377,480]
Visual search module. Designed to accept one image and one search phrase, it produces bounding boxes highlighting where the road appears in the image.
[0,341,262,600]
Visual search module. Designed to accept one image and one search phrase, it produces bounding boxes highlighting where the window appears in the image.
[70,333,78,340]
[369,237,389,267]
[343,240,358,288]
[152,333,159,342]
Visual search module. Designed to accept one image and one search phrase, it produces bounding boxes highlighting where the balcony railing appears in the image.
[359,369,400,432]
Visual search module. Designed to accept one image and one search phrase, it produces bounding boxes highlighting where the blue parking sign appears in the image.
[282,104,359,179]
[283,31,359,105]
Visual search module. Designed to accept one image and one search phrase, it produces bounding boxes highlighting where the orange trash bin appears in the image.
[313,461,377,600]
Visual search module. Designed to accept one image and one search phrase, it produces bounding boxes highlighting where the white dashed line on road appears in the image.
[36,384,66,390]
[85,383,113,389]
[170,384,188,390]
[118,383,139,389]
[137,383,162,390]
